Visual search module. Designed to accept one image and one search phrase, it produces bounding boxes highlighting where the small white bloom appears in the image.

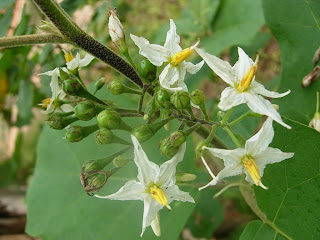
[195,47,291,129]
[108,8,125,45]
[95,135,194,237]
[39,69,73,114]
[65,52,95,71]
[309,92,320,132]
[199,118,294,190]
[130,19,204,92]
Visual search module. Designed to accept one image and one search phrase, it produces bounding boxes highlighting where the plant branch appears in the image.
[32,0,144,88]
[0,33,68,49]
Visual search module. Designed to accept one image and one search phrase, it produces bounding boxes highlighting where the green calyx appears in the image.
[48,113,78,130]
[94,128,131,145]
[160,137,179,158]
[170,91,190,109]
[66,124,99,142]
[97,109,132,131]
[62,78,82,96]
[113,155,132,168]
[156,89,172,109]
[75,101,96,121]
[107,80,142,95]
[138,59,157,83]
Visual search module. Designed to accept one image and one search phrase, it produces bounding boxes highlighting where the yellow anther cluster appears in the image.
[64,51,74,63]
[170,40,200,66]
[241,156,261,186]
[149,185,171,210]
[40,98,52,108]
[238,55,259,92]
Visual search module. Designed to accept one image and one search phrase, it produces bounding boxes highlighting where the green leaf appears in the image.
[241,119,320,239]
[240,220,279,240]
[202,0,265,55]
[263,0,320,123]
[0,4,14,37]
[26,92,199,239]
[16,80,33,126]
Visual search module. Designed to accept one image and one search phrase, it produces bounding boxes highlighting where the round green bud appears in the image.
[170,91,190,109]
[138,59,157,82]
[113,155,130,168]
[107,80,124,95]
[94,128,114,144]
[175,173,197,183]
[160,138,179,158]
[75,101,96,121]
[88,173,107,191]
[189,89,205,106]
[170,131,187,147]
[66,125,84,142]
[156,89,172,109]
[95,77,105,91]
[48,114,64,130]
[132,124,153,143]
[82,160,102,172]
[62,78,82,96]
[97,109,121,129]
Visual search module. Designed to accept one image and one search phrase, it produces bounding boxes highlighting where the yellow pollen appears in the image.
[64,51,74,63]
[170,39,200,66]
[242,156,261,186]
[39,98,52,108]
[149,185,171,210]
[238,55,259,92]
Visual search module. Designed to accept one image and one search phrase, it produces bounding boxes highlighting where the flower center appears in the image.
[237,55,259,92]
[149,185,171,210]
[241,156,267,189]
[170,39,200,66]
[40,98,52,108]
[64,51,74,63]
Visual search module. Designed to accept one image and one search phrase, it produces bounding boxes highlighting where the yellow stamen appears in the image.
[64,51,74,63]
[170,39,200,66]
[242,156,263,187]
[237,55,259,92]
[149,185,171,210]
[39,98,52,108]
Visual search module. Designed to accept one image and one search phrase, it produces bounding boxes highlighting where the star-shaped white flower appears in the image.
[39,69,73,114]
[65,52,95,71]
[199,118,294,190]
[95,135,194,237]
[195,47,291,129]
[130,19,204,92]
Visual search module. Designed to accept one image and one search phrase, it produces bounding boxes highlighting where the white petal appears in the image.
[130,34,168,66]
[131,135,160,185]
[254,147,294,172]
[60,104,74,112]
[203,146,245,167]
[164,19,181,56]
[50,70,60,99]
[67,53,81,70]
[249,82,291,98]
[141,196,163,237]
[39,68,59,77]
[94,180,146,201]
[151,213,161,237]
[159,64,182,90]
[159,143,186,187]
[233,47,254,81]
[195,47,234,85]
[182,60,204,74]
[79,54,95,68]
[243,92,291,129]
[245,118,274,155]
[163,185,194,204]
[218,87,245,111]
[41,102,54,114]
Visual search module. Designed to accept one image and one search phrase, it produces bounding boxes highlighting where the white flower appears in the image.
[309,92,320,132]
[39,69,73,114]
[130,19,204,92]
[95,135,194,237]
[195,47,291,129]
[65,52,95,71]
[108,8,125,45]
[199,118,294,190]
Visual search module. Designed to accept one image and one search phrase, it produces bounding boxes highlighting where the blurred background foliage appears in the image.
[1,0,318,239]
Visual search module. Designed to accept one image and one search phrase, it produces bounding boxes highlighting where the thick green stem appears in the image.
[32,0,144,88]
[0,33,68,48]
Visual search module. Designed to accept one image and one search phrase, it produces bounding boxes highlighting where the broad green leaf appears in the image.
[0,4,14,37]
[16,79,33,126]
[240,220,281,240]
[263,0,320,123]
[240,119,320,239]
[202,0,265,55]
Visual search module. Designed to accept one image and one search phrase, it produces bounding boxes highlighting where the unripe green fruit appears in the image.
[170,91,190,109]
[138,59,157,82]
[97,109,121,129]
[132,125,153,143]
[94,128,114,144]
[160,138,179,158]
[62,78,82,96]
[66,125,84,142]
[75,101,96,121]
[156,89,172,109]
[107,80,124,95]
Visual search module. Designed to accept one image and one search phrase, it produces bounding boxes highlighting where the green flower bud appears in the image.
[113,155,131,168]
[48,114,78,130]
[75,101,96,121]
[66,125,84,142]
[189,89,205,106]
[62,78,82,96]
[108,80,125,95]
[138,59,157,82]
[175,173,197,183]
[94,128,114,144]
[97,109,131,131]
[160,137,179,158]
[156,89,172,109]
[132,125,153,143]
[169,131,187,147]
[82,160,103,173]
[170,91,190,109]
[94,77,105,92]
[85,173,107,193]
